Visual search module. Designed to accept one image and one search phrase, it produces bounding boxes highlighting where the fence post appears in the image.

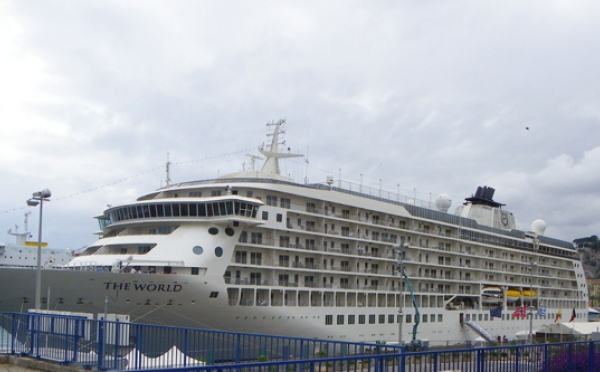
[567,343,573,370]
[10,313,18,354]
[476,348,484,372]
[589,341,594,372]
[96,320,104,371]
[27,313,35,358]
[399,349,406,372]
[541,343,549,372]
[236,333,242,363]
[71,317,80,364]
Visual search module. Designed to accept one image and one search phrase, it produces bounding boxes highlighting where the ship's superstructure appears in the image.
[0,213,73,267]
[0,120,587,346]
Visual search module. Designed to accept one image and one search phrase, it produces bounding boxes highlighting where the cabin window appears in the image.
[337,315,344,325]
[358,315,365,324]
[325,315,333,325]
[235,251,247,264]
[276,213,282,222]
[191,267,199,275]
[262,211,268,220]
[278,274,289,286]
[280,198,291,209]
[348,315,355,324]
[369,315,375,324]
[249,272,261,285]
[266,195,277,206]
[250,252,262,265]
[250,232,263,244]
[279,236,290,248]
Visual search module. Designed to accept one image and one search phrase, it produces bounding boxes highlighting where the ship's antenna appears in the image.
[24,211,31,233]
[246,154,262,172]
[259,119,302,176]
[165,153,172,186]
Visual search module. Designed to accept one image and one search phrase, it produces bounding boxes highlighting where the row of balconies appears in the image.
[231,255,571,287]
[226,277,392,291]
[242,235,576,280]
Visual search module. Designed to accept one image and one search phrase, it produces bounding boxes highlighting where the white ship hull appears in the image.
[0,267,572,345]
[0,121,588,347]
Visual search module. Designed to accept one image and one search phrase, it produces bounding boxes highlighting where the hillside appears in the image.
[575,236,600,279]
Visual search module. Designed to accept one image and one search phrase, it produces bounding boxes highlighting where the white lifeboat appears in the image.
[481,287,502,304]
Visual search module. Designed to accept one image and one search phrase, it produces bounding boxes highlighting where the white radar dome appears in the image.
[531,219,547,236]
[435,193,452,212]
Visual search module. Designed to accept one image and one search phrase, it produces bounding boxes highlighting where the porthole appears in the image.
[215,247,223,257]
[193,246,204,255]
[225,227,234,236]
[208,227,219,235]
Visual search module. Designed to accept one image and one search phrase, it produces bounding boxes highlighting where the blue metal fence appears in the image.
[1,312,599,371]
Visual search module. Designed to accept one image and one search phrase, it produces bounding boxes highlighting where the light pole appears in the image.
[528,236,539,344]
[27,188,51,310]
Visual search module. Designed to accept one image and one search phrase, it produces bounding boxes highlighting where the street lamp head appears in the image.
[26,199,40,207]
[32,189,52,199]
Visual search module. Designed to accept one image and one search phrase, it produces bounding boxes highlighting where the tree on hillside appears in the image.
[574,235,600,250]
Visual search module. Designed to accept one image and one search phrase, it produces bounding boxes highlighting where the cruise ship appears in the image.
[0,120,588,346]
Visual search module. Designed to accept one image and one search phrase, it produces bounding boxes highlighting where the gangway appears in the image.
[464,320,494,342]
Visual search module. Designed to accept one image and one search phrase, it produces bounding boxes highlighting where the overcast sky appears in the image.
[1,1,600,250]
